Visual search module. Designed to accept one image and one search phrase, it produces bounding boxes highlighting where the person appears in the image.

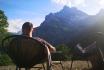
[22,22,56,52]
[22,22,56,70]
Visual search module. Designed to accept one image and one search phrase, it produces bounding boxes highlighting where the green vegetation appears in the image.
[0,53,13,66]
[0,10,9,46]
[56,44,72,60]
[0,10,13,65]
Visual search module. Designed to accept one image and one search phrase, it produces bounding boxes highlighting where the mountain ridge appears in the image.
[33,6,104,46]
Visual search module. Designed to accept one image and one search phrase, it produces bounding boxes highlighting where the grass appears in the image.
[0,61,92,70]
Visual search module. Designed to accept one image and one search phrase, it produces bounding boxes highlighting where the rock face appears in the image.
[33,6,104,46]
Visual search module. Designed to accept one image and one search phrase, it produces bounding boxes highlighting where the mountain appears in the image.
[33,6,104,46]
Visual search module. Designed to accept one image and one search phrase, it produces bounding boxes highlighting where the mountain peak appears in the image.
[97,9,104,16]
[99,9,104,13]
[33,5,101,46]
[41,6,89,27]
[63,6,70,10]
[63,5,77,9]
[62,6,77,12]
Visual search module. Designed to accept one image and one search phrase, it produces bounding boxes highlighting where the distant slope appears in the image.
[33,6,104,46]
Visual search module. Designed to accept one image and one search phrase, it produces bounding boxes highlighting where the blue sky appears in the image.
[0,0,104,32]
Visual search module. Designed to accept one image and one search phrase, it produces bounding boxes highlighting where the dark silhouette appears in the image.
[22,22,56,53]
[2,22,56,70]
[22,22,56,70]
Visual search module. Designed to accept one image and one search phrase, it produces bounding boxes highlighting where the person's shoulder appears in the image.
[33,37,40,39]
[33,37,45,42]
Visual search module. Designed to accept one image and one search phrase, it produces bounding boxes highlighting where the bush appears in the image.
[56,44,72,60]
[0,53,13,66]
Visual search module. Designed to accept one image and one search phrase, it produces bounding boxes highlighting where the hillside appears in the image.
[33,6,104,46]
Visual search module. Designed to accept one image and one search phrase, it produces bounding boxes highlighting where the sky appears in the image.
[0,0,104,32]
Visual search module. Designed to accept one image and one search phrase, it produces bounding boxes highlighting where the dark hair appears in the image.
[22,22,33,30]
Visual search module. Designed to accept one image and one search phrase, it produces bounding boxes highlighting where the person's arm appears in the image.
[34,37,56,52]
[44,41,56,52]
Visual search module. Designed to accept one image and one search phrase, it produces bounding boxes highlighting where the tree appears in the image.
[0,10,13,65]
[0,10,8,32]
[0,10,9,46]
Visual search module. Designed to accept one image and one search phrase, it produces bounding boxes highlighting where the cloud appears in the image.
[52,0,70,5]
[8,19,25,33]
[8,17,44,33]
[51,0,85,7]
[51,0,104,15]
[99,0,104,7]
[79,0,104,15]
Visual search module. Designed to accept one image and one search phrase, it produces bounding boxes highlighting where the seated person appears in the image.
[22,22,56,69]
[22,22,56,53]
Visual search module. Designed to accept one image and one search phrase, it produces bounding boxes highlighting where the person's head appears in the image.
[22,22,33,37]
